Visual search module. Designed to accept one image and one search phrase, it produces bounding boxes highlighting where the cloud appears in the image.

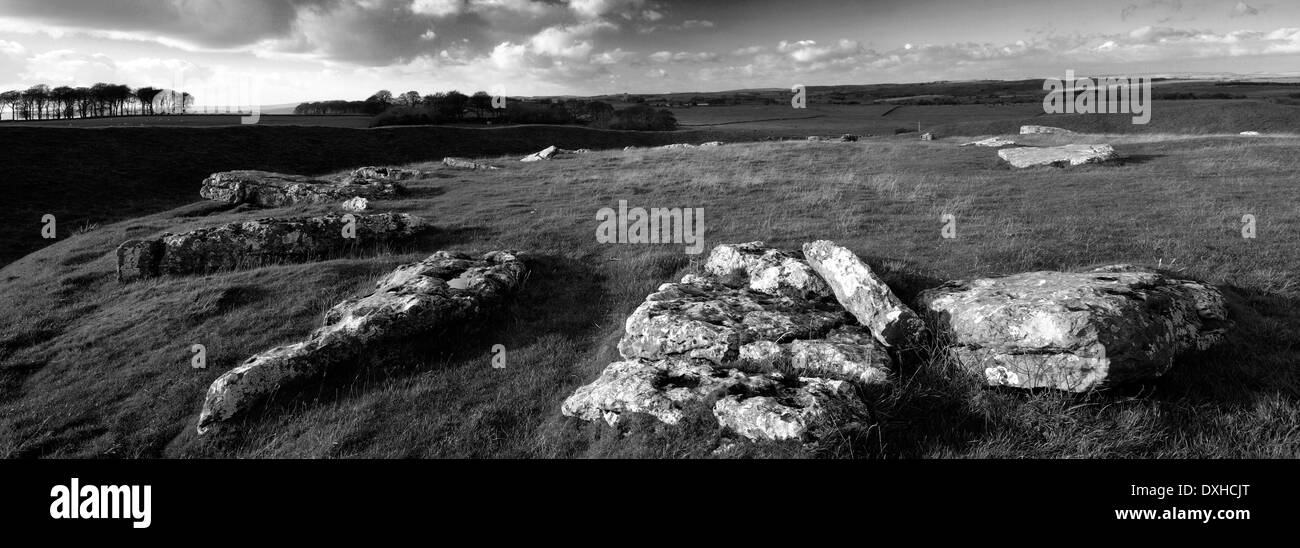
[777,39,862,64]
[1230,2,1260,18]
[411,0,462,17]
[0,39,26,86]
[648,50,718,63]
[591,47,635,65]
[1120,0,1183,21]
[527,20,614,59]
[0,0,315,49]
[568,0,645,20]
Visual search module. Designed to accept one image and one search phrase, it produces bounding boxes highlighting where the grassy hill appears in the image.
[2,133,1297,458]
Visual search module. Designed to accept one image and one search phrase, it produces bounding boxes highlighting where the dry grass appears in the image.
[1,131,1298,458]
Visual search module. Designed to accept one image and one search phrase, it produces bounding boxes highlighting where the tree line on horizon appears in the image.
[296,89,677,131]
[0,83,194,121]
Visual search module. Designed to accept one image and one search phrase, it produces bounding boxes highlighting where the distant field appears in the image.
[672,103,1044,135]
[673,99,1300,137]
[2,134,1296,458]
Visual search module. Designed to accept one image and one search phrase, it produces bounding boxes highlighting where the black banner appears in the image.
[0,459,1288,538]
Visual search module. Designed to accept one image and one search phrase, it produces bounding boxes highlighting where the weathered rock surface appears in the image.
[117,213,427,282]
[341,197,368,212]
[655,143,697,150]
[700,141,725,147]
[704,241,832,300]
[1020,125,1073,135]
[564,242,908,444]
[560,357,865,441]
[802,240,927,348]
[349,166,422,181]
[713,376,862,441]
[916,266,1230,392]
[197,250,528,433]
[739,326,892,384]
[200,170,405,207]
[998,144,1117,168]
[442,157,499,170]
[617,277,852,364]
[960,137,1017,147]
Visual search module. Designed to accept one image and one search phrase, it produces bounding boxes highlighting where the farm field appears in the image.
[2,130,1297,458]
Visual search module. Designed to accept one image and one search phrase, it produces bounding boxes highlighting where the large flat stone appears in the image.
[917,266,1230,391]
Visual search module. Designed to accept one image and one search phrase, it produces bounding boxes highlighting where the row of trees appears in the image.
[294,89,677,131]
[295,89,499,118]
[0,83,193,121]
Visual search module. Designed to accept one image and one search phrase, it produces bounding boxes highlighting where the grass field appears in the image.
[0,124,741,267]
[2,128,1297,458]
[6,97,1295,269]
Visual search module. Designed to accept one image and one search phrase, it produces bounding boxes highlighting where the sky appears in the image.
[0,0,1298,105]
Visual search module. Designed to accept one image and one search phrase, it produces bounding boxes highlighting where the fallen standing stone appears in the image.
[196,250,528,433]
[200,170,405,208]
[520,145,559,162]
[916,266,1230,392]
[116,213,428,282]
[442,157,500,170]
[349,166,423,181]
[997,144,1117,168]
[1019,125,1073,135]
[802,240,927,348]
[959,137,1017,147]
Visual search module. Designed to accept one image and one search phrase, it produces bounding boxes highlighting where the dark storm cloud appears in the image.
[0,0,338,48]
[0,0,604,65]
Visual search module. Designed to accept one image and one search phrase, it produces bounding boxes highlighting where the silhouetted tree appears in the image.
[0,90,19,120]
[363,90,393,115]
[469,91,493,119]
